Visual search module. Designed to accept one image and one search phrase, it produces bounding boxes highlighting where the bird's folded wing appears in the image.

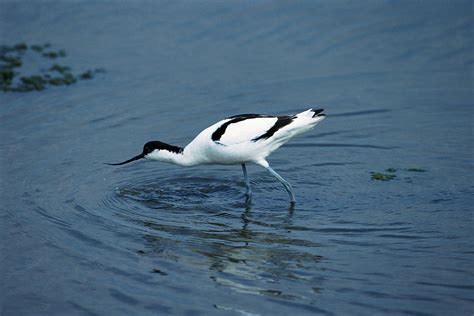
[214,116,279,146]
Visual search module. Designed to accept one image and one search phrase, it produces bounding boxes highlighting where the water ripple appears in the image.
[286,143,397,149]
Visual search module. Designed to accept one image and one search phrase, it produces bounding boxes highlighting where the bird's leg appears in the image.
[265,166,296,204]
[241,163,252,203]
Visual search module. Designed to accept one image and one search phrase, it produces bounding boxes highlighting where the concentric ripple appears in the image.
[95,169,331,306]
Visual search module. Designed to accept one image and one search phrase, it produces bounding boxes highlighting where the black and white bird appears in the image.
[107,108,326,203]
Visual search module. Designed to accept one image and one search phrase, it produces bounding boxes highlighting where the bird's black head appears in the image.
[106,141,183,166]
[143,141,183,155]
[143,141,160,155]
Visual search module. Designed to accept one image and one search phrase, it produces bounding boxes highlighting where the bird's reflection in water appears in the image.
[140,201,324,300]
[239,202,294,238]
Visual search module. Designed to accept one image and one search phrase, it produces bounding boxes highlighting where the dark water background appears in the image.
[1,1,473,315]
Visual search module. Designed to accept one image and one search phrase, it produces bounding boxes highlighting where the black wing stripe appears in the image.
[252,116,294,142]
[212,114,268,142]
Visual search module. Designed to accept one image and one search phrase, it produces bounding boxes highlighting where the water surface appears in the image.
[1,1,473,315]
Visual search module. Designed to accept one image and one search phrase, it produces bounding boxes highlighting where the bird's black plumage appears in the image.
[144,141,183,154]
[211,114,295,143]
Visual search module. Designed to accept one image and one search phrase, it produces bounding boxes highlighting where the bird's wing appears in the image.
[212,114,294,146]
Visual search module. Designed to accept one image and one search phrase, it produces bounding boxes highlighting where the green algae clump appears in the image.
[79,70,94,80]
[406,168,426,172]
[20,75,47,91]
[0,42,104,93]
[371,167,427,182]
[0,69,14,85]
[371,172,397,181]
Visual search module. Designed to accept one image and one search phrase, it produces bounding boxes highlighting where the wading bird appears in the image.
[107,109,325,203]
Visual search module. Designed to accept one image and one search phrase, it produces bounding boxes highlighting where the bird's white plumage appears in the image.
[217,117,278,146]
[159,108,326,167]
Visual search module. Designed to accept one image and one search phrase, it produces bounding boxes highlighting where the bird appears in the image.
[107,108,326,203]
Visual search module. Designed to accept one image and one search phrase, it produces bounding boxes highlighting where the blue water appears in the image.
[1,1,473,315]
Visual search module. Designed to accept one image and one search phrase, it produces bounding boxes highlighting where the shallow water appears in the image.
[1,1,473,315]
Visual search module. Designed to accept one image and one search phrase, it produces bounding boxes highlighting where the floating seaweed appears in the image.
[0,42,105,93]
[406,168,426,172]
[371,172,397,181]
[20,75,47,91]
[0,55,22,68]
[0,69,14,85]
[14,43,27,51]
[42,50,67,59]
[371,167,427,182]
[79,70,94,80]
